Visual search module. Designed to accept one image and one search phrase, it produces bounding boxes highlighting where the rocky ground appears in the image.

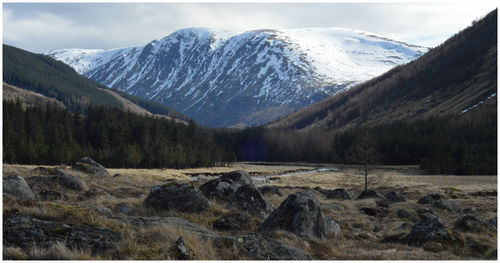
[3,160,497,260]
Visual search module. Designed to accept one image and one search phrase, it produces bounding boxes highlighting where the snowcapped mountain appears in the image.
[46,27,427,127]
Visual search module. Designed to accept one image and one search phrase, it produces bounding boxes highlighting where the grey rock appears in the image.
[32,167,67,176]
[230,184,270,217]
[384,191,406,202]
[258,185,284,196]
[360,207,379,217]
[199,170,253,200]
[90,206,114,217]
[260,191,335,239]
[326,188,353,200]
[463,207,476,214]
[28,173,85,191]
[324,216,342,237]
[169,237,190,260]
[72,157,111,177]
[321,203,344,212]
[396,222,414,231]
[3,215,122,255]
[119,216,217,237]
[233,233,312,260]
[486,218,497,229]
[418,194,444,205]
[454,215,483,232]
[418,194,460,212]
[397,209,418,223]
[38,189,66,201]
[3,175,35,200]
[213,213,253,231]
[144,182,209,213]
[77,187,107,201]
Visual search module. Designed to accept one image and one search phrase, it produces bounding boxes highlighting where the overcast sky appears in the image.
[3,2,497,53]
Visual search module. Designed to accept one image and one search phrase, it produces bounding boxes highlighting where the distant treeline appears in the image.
[3,100,496,174]
[3,101,236,168]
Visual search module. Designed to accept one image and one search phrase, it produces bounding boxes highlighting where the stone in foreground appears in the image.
[144,182,209,213]
[3,175,35,200]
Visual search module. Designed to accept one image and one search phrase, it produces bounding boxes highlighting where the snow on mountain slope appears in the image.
[46,27,427,127]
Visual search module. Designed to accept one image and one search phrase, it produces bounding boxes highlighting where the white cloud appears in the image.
[3,2,497,53]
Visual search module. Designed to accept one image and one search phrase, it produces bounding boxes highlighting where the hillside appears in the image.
[3,82,66,109]
[270,9,497,132]
[47,28,426,127]
[3,44,185,120]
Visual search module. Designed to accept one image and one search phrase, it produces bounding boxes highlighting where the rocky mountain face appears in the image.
[47,28,426,127]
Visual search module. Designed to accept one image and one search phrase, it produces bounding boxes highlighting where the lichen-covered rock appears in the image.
[199,170,253,200]
[212,213,253,231]
[406,210,462,246]
[384,191,406,202]
[3,175,35,200]
[260,191,336,239]
[144,182,209,213]
[233,233,312,260]
[3,215,122,255]
[326,188,353,200]
[397,209,418,223]
[230,184,270,218]
[72,157,111,177]
[27,173,85,191]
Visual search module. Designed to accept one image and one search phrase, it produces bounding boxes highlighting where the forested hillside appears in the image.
[270,9,497,132]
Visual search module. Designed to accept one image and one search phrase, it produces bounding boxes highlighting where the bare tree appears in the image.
[346,131,380,192]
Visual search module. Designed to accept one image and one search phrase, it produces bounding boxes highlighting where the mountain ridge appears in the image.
[47,27,427,127]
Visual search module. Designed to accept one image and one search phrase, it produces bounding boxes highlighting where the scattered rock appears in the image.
[169,237,190,260]
[77,188,107,201]
[27,173,85,191]
[38,189,66,201]
[454,215,483,232]
[144,182,209,213]
[199,170,253,200]
[212,213,253,231]
[232,233,312,260]
[384,191,406,202]
[3,175,35,200]
[119,216,217,238]
[406,210,462,246]
[326,188,353,200]
[486,218,497,229]
[72,157,111,177]
[463,208,476,214]
[109,187,145,198]
[258,185,284,196]
[260,191,335,239]
[230,184,270,217]
[360,207,379,217]
[470,190,497,197]
[358,190,387,200]
[418,194,461,212]
[115,203,134,215]
[324,216,342,237]
[32,167,67,176]
[396,222,414,231]
[397,209,418,223]
[3,215,122,255]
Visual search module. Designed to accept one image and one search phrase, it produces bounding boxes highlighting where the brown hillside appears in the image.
[3,82,66,109]
[270,9,497,132]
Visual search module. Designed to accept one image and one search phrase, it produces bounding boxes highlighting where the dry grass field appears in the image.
[3,163,497,260]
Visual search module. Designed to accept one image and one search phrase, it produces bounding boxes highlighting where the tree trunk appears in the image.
[364,163,368,191]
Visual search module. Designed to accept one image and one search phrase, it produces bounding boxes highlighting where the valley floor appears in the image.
[3,163,497,260]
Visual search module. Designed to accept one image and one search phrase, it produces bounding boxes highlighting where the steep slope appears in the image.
[47,28,427,127]
[270,9,497,132]
[3,82,66,109]
[3,44,186,120]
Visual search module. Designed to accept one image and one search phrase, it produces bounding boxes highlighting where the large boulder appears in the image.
[3,175,35,200]
[260,191,337,240]
[199,170,252,200]
[212,213,253,231]
[384,191,406,202]
[406,210,462,246]
[232,233,312,260]
[418,194,460,212]
[144,182,209,213]
[72,157,111,177]
[27,173,85,191]
[326,188,353,200]
[230,184,271,218]
[3,215,122,255]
